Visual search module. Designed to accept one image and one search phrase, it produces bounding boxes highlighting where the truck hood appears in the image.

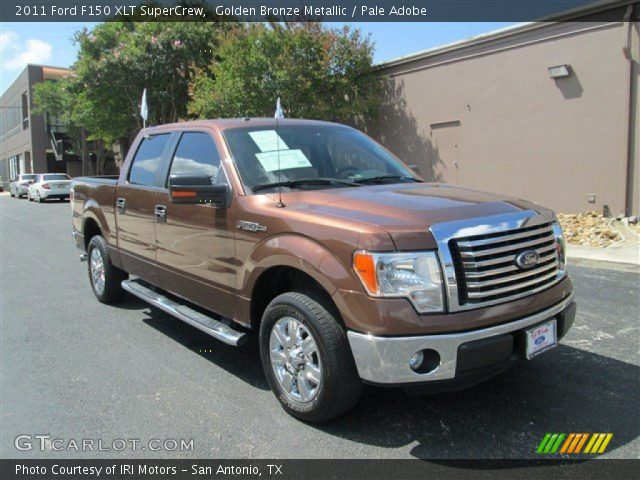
[283,183,548,250]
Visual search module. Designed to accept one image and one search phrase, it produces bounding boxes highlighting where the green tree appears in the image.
[71,21,227,147]
[189,23,382,127]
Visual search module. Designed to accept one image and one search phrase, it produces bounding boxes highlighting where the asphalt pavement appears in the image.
[1,194,638,459]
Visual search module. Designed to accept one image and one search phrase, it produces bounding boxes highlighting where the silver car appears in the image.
[9,174,38,198]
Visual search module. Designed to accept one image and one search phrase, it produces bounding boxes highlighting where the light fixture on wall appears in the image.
[548,64,571,78]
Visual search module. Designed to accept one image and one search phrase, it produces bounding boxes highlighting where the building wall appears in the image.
[369,19,639,215]
[0,65,67,188]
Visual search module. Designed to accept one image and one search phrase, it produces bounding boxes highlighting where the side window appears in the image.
[168,132,223,185]
[128,134,170,186]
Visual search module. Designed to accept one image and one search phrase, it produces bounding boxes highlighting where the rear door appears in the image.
[116,132,174,286]
[154,130,236,319]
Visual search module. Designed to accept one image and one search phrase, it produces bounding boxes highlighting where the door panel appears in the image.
[115,186,159,285]
[154,131,236,319]
[115,132,173,286]
[431,121,461,184]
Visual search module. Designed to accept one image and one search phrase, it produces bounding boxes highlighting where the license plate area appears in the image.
[526,319,557,360]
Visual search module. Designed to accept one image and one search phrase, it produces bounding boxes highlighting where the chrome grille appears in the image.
[452,222,560,306]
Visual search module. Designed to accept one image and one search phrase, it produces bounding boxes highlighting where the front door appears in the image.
[154,131,236,319]
[116,132,173,286]
[430,121,461,184]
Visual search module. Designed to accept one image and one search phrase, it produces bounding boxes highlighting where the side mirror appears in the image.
[169,175,230,207]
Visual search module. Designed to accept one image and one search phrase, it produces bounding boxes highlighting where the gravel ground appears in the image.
[557,212,622,246]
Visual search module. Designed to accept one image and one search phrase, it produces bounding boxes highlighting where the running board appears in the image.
[121,279,248,346]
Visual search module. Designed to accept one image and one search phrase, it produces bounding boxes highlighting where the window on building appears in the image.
[21,93,29,130]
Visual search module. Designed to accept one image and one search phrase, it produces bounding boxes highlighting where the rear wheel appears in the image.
[87,235,126,304]
[259,292,362,423]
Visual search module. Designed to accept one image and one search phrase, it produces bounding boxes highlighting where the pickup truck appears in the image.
[71,118,576,422]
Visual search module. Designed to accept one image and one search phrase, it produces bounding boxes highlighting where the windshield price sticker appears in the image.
[255,150,312,172]
[249,130,289,152]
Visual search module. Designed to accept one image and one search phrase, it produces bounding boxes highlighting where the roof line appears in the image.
[374,0,635,70]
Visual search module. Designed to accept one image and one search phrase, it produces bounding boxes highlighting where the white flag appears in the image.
[140,88,148,122]
[274,97,284,118]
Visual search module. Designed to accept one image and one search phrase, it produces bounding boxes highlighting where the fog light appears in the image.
[409,351,424,371]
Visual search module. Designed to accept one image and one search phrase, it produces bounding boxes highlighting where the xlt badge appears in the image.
[236,220,267,233]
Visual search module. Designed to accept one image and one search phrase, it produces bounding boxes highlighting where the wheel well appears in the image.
[83,218,101,251]
[250,266,342,330]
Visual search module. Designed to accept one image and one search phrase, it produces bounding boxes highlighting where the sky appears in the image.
[1,22,515,95]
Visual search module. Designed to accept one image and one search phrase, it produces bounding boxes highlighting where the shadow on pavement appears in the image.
[316,345,639,459]
[140,305,268,391]
[116,300,639,460]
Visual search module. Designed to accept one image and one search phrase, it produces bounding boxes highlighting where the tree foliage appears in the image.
[189,23,382,127]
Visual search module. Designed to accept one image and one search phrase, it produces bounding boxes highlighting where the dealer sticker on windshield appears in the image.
[526,319,557,360]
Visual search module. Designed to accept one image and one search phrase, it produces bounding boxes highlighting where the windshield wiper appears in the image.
[353,175,421,184]
[251,178,360,193]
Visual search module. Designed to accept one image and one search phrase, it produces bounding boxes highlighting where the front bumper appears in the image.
[347,292,575,385]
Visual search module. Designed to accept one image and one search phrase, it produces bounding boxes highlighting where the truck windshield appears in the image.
[223,125,418,193]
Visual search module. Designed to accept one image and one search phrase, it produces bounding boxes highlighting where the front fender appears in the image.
[239,234,355,299]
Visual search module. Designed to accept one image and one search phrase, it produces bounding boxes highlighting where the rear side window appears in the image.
[168,132,222,184]
[128,134,170,186]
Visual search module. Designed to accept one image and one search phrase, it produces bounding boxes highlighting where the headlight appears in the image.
[353,251,444,313]
[551,221,566,269]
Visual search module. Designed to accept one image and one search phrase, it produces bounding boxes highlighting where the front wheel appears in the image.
[259,292,362,423]
[87,235,126,304]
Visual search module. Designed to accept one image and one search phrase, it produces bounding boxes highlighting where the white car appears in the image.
[28,173,72,203]
[9,174,38,198]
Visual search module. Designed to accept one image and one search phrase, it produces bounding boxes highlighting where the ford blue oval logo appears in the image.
[535,336,545,345]
[515,249,539,270]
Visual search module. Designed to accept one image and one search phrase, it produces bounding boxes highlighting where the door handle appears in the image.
[116,197,126,213]
[155,205,167,222]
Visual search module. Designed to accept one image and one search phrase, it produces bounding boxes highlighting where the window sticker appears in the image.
[249,130,289,152]
[255,149,312,172]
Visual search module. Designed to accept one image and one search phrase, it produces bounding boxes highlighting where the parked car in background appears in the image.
[10,174,38,198]
[28,173,72,203]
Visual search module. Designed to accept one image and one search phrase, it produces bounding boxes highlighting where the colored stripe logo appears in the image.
[537,433,613,454]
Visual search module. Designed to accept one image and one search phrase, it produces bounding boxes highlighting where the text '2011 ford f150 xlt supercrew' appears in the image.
[71,118,576,422]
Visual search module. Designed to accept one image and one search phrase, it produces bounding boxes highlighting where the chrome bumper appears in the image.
[347,292,574,384]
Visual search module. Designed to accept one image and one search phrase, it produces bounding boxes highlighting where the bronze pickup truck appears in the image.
[72,118,575,422]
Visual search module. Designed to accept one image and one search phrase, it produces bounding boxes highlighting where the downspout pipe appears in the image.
[622,4,637,216]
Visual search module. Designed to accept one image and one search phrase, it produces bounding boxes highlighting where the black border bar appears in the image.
[3,0,636,22]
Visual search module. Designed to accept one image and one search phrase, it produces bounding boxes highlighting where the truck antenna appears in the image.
[275,113,285,208]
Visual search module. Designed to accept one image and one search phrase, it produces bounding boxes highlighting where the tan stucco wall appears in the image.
[370,20,638,215]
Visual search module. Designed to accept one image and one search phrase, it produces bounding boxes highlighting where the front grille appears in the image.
[451,222,560,306]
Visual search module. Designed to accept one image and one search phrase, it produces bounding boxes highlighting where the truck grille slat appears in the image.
[465,260,558,288]
[464,251,557,278]
[458,232,555,258]
[466,270,559,298]
[460,244,556,269]
[451,221,561,307]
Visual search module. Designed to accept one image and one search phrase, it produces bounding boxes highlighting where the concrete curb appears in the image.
[566,244,640,267]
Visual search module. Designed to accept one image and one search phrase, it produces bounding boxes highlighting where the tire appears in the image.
[259,291,362,423]
[87,235,127,304]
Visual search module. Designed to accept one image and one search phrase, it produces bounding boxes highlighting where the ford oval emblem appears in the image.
[515,249,539,270]
[535,336,545,345]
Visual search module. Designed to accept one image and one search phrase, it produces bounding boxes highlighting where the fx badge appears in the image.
[236,220,267,233]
